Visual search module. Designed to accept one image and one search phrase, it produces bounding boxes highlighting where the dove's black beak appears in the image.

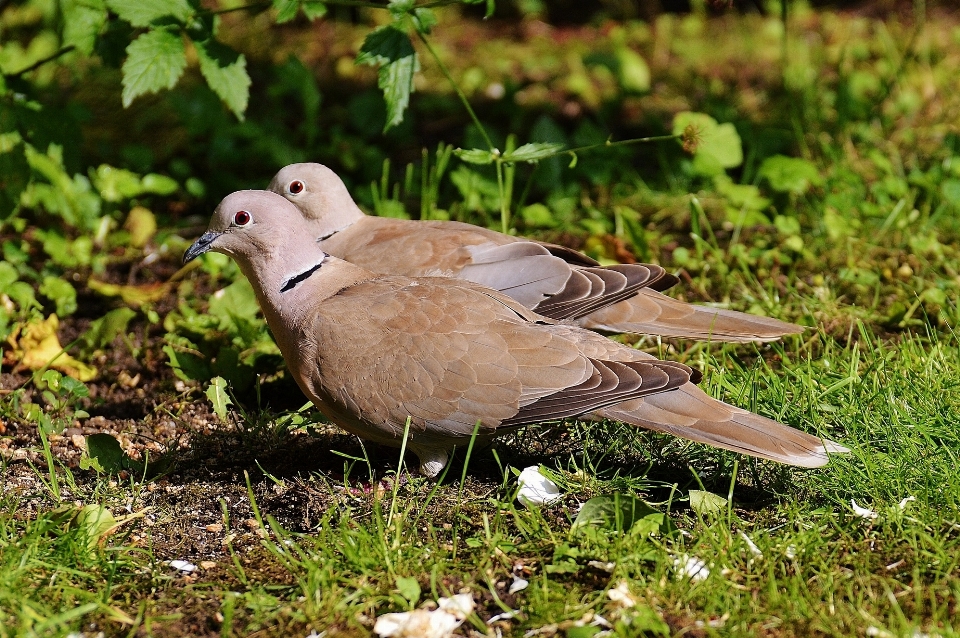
[183,231,221,265]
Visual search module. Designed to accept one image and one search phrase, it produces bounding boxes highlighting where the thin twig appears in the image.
[5,45,75,79]
[415,29,496,151]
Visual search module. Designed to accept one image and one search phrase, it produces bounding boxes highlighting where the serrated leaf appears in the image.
[454,148,495,165]
[105,0,194,27]
[206,376,233,421]
[61,0,108,56]
[502,142,565,163]
[272,0,299,23]
[356,26,419,131]
[688,489,728,516]
[195,38,250,119]
[411,8,436,33]
[121,28,187,107]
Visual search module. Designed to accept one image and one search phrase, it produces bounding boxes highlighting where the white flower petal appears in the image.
[373,609,461,638]
[508,575,529,594]
[437,593,475,620]
[674,556,710,582]
[851,499,878,519]
[899,496,916,510]
[488,610,519,624]
[607,581,637,608]
[168,560,197,573]
[738,531,763,558]
[517,466,562,507]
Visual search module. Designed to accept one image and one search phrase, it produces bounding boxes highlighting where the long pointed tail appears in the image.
[579,289,804,343]
[592,383,847,467]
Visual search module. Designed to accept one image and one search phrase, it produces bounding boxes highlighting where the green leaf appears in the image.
[616,47,650,93]
[0,144,30,221]
[941,179,960,207]
[501,142,565,163]
[205,376,233,421]
[195,38,250,119]
[302,0,327,19]
[121,28,188,108]
[356,26,419,131]
[39,277,77,316]
[758,155,823,195]
[83,433,126,473]
[520,203,555,228]
[672,112,743,177]
[454,148,495,165]
[273,0,299,23]
[105,0,194,27]
[81,308,137,351]
[688,490,728,516]
[61,0,108,56]
[411,8,437,34]
[395,576,421,606]
[571,494,671,536]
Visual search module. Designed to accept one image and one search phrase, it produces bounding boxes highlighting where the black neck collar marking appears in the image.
[280,261,324,293]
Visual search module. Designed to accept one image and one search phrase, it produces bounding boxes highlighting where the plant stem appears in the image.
[563,133,680,157]
[416,30,496,152]
[5,45,75,79]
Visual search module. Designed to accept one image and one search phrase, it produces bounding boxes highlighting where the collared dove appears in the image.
[184,190,846,477]
[267,163,803,343]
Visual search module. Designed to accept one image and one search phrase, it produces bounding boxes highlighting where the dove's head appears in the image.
[184,190,326,276]
[268,163,366,239]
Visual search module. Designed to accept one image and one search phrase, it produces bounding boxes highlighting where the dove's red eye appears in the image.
[234,210,251,226]
[289,180,304,194]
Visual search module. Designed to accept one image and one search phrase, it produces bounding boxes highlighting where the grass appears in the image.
[3,2,960,637]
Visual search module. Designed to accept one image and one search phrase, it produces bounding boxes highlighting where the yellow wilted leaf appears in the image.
[88,278,169,307]
[7,314,97,381]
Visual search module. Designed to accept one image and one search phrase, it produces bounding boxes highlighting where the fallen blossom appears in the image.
[508,575,529,594]
[674,556,710,582]
[851,499,878,520]
[607,581,638,609]
[738,531,763,558]
[899,496,916,510]
[517,466,562,507]
[487,610,519,624]
[373,594,474,638]
[168,560,197,573]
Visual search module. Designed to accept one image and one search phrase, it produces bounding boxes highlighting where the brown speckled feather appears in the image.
[268,163,801,342]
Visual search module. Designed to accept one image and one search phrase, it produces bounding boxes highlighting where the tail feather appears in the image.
[592,384,845,468]
[579,289,804,343]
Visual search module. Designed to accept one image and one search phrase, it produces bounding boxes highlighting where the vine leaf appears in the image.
[105,0,194,27]
[121,28,187,107]
[196,39,251,119]
[356,26,419,131]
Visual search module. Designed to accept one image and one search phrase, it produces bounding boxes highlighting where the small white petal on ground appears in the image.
[674,556,710,581]
[373,593,474,638]
[487,610,519,624]
[739,531,763,558]
[899,496,917,510]
[607,581,638,608]
[517,466,562,507]
[168,560,197,573]
[851,499,878,519]
[509,575,529,594]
